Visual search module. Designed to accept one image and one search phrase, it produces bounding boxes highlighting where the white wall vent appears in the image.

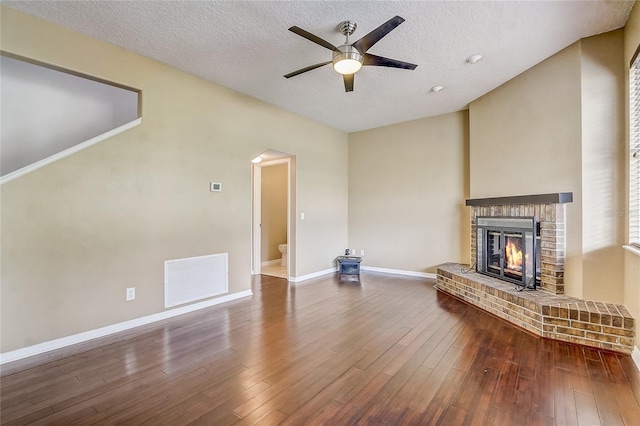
[164,253,228,308]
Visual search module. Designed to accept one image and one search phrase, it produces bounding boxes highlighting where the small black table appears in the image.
[336,256,362,277]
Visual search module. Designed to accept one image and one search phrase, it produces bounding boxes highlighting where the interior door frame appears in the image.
[251,157,293,279]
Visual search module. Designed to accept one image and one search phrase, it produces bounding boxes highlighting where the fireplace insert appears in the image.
[476,216,540,289]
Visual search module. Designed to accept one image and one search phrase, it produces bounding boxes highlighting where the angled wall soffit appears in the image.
[1,52,142,185]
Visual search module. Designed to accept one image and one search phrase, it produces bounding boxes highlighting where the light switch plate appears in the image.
[126,287,135,301]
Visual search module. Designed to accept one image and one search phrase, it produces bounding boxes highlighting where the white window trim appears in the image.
[624,244,640,257]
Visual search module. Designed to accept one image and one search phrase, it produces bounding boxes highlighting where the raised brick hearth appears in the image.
[436,263,635,353]
[438,193,637,353]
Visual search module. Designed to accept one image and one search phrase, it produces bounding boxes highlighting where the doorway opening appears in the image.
[251,151,296,280]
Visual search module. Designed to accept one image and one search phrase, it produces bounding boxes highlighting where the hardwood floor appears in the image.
[2,272,640,425]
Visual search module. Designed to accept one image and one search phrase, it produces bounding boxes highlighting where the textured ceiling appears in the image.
[5,1,634,133]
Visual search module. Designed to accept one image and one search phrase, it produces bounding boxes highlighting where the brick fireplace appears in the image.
[435,193,635,353]
[470,193,570,294]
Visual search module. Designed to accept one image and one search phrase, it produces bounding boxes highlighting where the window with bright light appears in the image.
[630,54,640,247]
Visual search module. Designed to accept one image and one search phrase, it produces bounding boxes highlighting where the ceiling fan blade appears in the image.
[343,74,354,92]
[363,53,417,70]
[284,61,331,79]
[288,26,339,52]
[352,16,405,53]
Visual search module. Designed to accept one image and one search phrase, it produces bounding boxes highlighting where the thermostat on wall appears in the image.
[210,182,222,192]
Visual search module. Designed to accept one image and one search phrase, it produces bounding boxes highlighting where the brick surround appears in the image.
[471,203,566,294]
[436,263,635,353]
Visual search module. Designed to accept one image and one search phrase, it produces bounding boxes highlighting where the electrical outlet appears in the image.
[126,287,135,301]
[360,249,365,256]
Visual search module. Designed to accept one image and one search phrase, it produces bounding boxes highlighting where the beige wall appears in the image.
[469,31,626,303]
[261,164,288,262]
[348,111,470,273]
[624,2,640,335]
[580,30,626,302]
[0,6,348,352]
[470,42,584,297]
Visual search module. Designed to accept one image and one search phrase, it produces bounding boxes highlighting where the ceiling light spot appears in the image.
[431,86,444,93]
[466,54,483,64]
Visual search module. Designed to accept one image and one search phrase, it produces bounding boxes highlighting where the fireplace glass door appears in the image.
[476,217,537,289]
[486,231,502,275]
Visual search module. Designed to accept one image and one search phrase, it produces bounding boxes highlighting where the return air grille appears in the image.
[164,253,228,308]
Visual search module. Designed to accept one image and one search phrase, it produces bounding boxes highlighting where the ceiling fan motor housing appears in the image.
[333,21,363,75]
[332,45,363,74]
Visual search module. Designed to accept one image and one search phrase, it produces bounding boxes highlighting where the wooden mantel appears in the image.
[465,192,573,207]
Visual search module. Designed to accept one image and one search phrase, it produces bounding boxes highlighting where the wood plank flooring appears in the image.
[2,272,640,425]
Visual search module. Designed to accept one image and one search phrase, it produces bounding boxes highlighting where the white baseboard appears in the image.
[261,259,281,266]
[632,346,640,373]
[290,267,337,283]
[0,289,253,365]
[361,266,436,279]
[289,266,437,282]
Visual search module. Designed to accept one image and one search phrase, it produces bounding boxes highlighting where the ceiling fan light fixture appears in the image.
[332,45,363,75]
[333,58,362,75]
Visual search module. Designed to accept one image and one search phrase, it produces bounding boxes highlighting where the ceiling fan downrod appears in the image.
[338,20,357,43]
